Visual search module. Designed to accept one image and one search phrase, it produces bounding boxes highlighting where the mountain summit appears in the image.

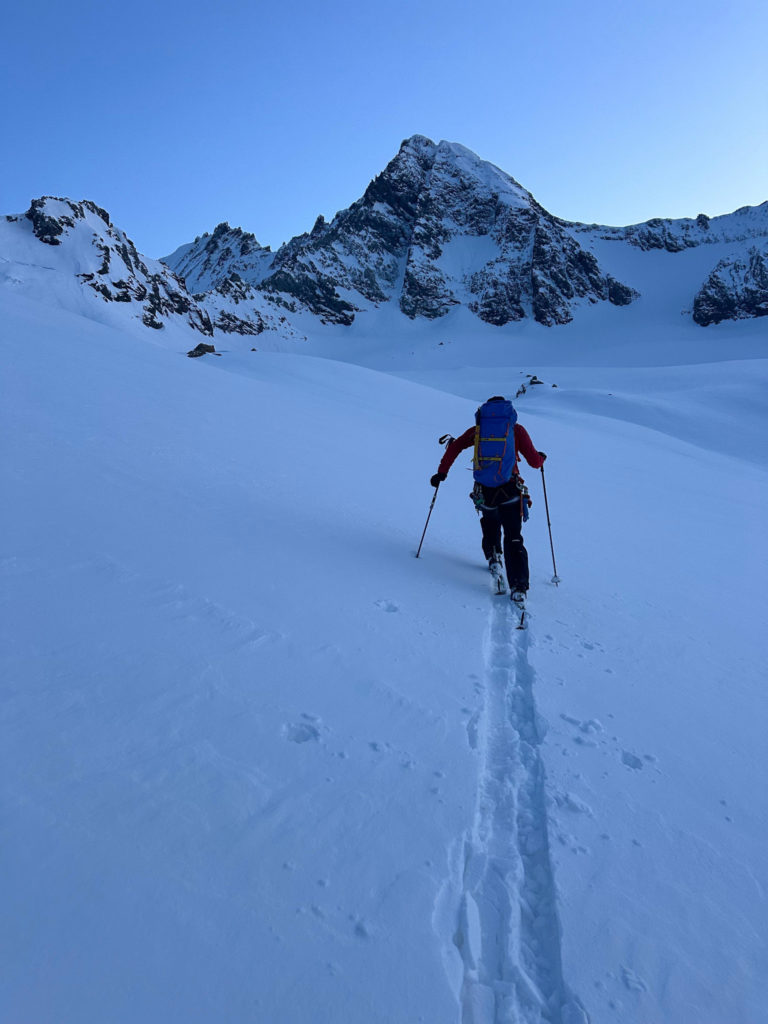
[166,136,636,329]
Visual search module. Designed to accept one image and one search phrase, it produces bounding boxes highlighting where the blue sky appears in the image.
[3,0,766,257]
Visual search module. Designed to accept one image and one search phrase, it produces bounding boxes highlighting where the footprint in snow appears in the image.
[350,917,372,939]
[621,965,648,992]
[374,599,399,613]
[621,751,644,770]
[555,791,594,816]
[283,715,324,744]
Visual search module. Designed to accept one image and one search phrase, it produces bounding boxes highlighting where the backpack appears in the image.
[473,398,518,486]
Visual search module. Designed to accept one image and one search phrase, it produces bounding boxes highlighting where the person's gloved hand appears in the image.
[538,452,547,461]
[430,472,447,488]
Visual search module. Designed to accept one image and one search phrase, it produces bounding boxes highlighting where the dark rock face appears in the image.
[460,199,639,327]
[213,311,263,335]
[607,277,635,306]
[25,197,112,246]
[26,198,65,245]
[260,266,358,326]
[254,136,439,324]
[693,244,768,325]
[624,218,699,252]
[355,138,636,326]
[188,272,282,336]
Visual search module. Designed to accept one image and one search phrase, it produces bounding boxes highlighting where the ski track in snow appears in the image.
[454,600,588,1024]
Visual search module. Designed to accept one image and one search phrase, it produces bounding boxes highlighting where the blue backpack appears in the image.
[473,398,518,486]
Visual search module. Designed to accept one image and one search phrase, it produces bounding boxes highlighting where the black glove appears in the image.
[430,472,447,488]
[538,452,547,462]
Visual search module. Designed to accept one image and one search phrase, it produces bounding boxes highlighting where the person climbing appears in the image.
[430,396,546,604]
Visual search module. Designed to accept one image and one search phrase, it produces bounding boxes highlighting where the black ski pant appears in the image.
[480,496,530,592]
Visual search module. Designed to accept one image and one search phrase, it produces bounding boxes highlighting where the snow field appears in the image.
[1,294,500,1022]
[2,288,767,1023]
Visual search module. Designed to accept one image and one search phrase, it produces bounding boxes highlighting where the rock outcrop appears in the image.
[693,243,768,326]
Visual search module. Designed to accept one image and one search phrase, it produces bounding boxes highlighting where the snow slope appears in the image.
[2,281,767,1023]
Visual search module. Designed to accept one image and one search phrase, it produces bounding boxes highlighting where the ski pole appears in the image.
[540,464,561,585]
[415,485,440,558]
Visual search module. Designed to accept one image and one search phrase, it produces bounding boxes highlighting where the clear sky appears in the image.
[2,0,766,257]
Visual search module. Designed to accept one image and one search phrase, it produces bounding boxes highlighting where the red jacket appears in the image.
[438,423,544,480]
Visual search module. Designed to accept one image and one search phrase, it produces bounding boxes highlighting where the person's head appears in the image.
[487,395,505,402]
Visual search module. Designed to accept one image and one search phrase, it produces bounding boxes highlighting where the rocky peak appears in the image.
[161,140,766,336]
[5,196,213,335]
[164,222,273,294]
[24,196,112,245]
[250,135,637,327]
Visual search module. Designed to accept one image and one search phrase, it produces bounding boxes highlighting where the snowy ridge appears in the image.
[1,197,214,335]
[0,199,307,343]
[454,601,587,1024]
[563,200,768,252]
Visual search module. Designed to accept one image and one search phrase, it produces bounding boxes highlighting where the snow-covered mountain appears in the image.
[0,199,308,344]
[2,140,766,347]
[166,136,638,330]
[1,197,214,336]
[163,136,768,337]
